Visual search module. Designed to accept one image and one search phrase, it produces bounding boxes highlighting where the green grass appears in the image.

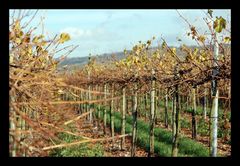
[197,118,209,136]
[49,142,104,157]
[49,130,105,157]
[98,107,209,157]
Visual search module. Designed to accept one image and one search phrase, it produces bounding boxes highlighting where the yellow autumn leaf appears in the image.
[214,16,226,33]
[14,20,21,32]
[172,47,176,54]
[162,41,167,49]
[59,33,71,44]
[126,61,131,68]
[147,40,151,45]
[224,37,231,43]
[193,48,199,56]
[159,61,162,66]
[32,35,44,43]
[197,35,206,43]
[36,46,43,54]
[18,31,24,38]
[10,54,14,64]
[27,47,32,54]
[219,54,224,60]
[41,41,47,47]
[15,38,21,45]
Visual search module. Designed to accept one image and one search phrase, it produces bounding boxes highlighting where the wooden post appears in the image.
[203,85,207,120]
[110,84,115,147]
[121,87,126,150]
[192,87,197,139]
[131,83,138,157]
[97,85,101,129]
[210,27,219,157]
[145,93,148,121]
[164,89,169,128]
[149,69,156,157]
[172,64,180,157]
[103,84,107,135]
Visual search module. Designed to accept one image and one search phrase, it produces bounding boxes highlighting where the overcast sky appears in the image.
[10,9,231,58]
